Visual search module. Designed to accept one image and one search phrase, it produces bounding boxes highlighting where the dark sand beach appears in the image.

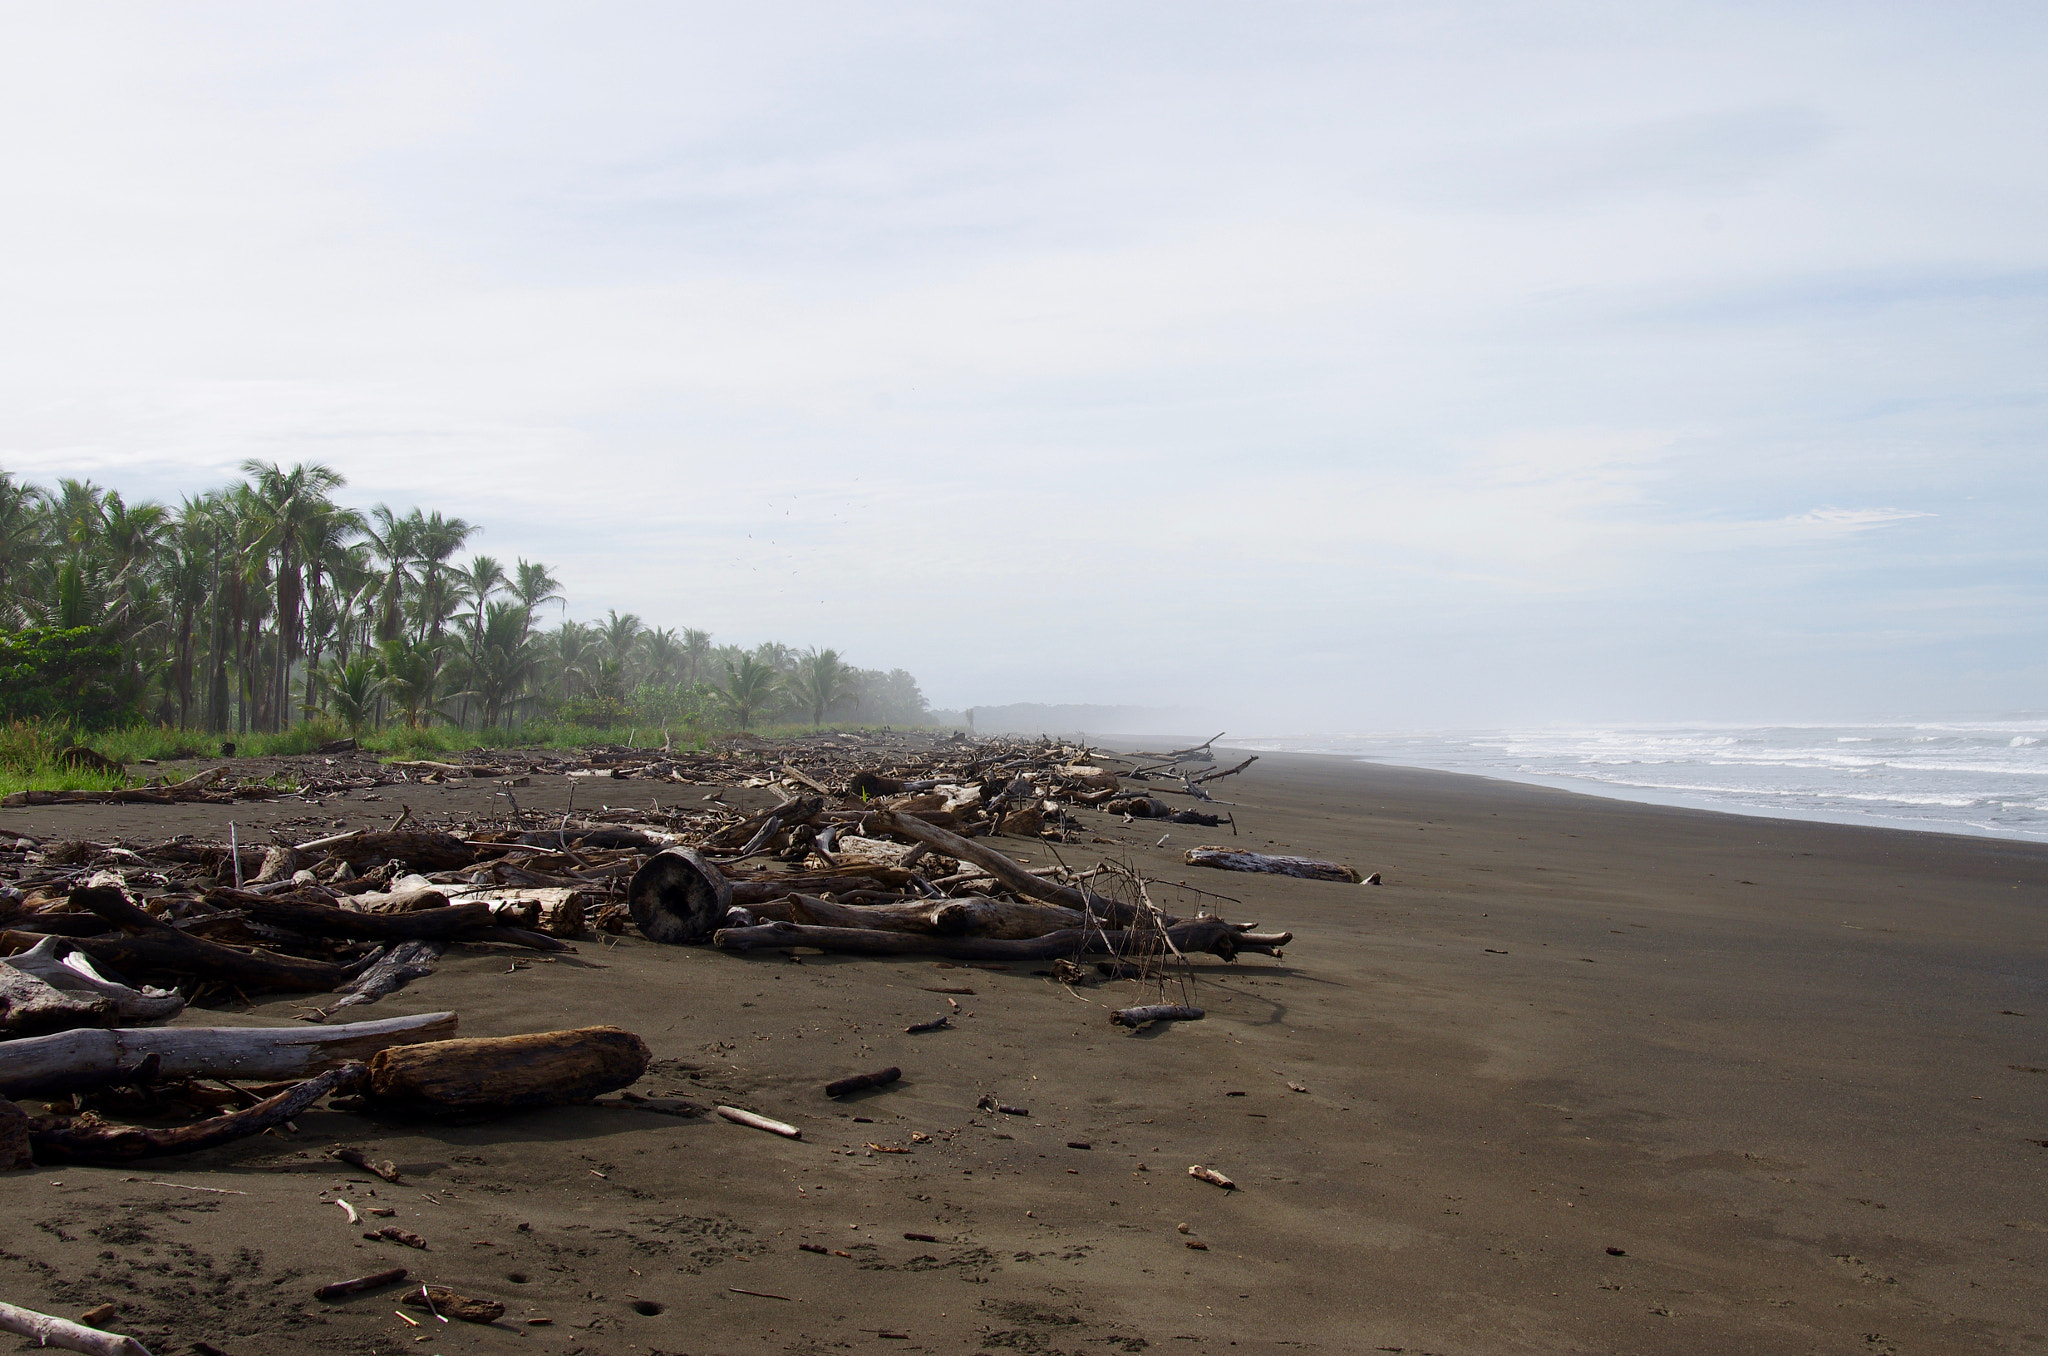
[4,748,2045,1355]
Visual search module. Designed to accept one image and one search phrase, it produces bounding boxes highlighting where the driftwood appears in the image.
[824,1066,900,1098]
[725,865,915,904]
[1111,1004,1204,1028]
[0,936,184,1034]
[314,1267,407,1302]
[0,1300,153,1356]
[204,889,499,941]
[29,1060,364,1163]
[285,829,478,871]
[716,1104,801,1138]
[785,892,1087,939]
[403,1286,504,1323]
[0,1011,457,1097]
[444,885,589,936]
[365,1026,650,1112]
[1183,847,1363,883]
[55,886,350,992]
[628,848,732,944]
[872,810,1152,927]
[714,917,1290,962]
[1188,1163,1237,1190]
[322,940,444,1014]
[1,960,113,1036]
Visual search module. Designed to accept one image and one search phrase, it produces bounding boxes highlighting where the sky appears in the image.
[1,2,2043,731]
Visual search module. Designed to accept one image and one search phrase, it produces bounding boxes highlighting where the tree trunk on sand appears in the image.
[714,917,1290,963]
[365,1027,650,1112]
[0,1011,456,1098]
[785,893,1088,939]
[0,1299,154,1356]
[1183,847,1363,883]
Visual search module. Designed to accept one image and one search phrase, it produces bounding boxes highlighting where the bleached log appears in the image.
[715,917,1290,962]
[786,893,1087,939]
[1183,847,1363,883]
[0,1011,457,1097]
[2,936,183,1029]
[1111,1004,1204,1028]
[0,1300,154,1356]
[321,940,444,1014]
[0,963,112,1037]
[716,1105,801,1138]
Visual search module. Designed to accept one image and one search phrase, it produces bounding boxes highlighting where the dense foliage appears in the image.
[0,463,932,735]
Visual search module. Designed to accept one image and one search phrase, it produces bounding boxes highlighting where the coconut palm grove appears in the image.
[0,461,936,742]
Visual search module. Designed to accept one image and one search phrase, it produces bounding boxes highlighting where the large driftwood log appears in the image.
[34,887,349,992]
[1183,847,1363,883]
[29,1061,364,1163]
[0,961,113,1036]
[0,1011,456,1097]
[204,889,499,941]
[724,865,915,905]
[714,917,1290,962]
[872,811,1152,927]
[628,848,732,944]
[0,1300,153,1356]
[366,1027,650,1111]
[443,886,589,936]
[285,829,479,871]
[0,936,183,1035]
[786,893,1087,939]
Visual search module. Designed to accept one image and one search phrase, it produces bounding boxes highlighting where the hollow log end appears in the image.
[628,848,734,945]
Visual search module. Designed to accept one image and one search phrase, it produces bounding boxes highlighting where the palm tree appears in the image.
[791,648,849,727]
[602,610,643,672]
[718,654,781,732]
[639,626,682,688]
[411,510,475,645]
[550,620,596,700]
[681,628,712,686]
[378,636,447,729]
[0,472,50,620]
[240,460,354,730]
[463,601,541,730]
[513,559,562,620]
[322,653,385,735]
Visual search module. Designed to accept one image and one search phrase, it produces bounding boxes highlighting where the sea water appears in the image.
[1235,722,2048,844]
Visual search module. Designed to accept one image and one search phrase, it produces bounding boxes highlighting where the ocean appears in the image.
[1233,722,2048,844]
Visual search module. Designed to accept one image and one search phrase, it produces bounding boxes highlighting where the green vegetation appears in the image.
[0,463,941,750]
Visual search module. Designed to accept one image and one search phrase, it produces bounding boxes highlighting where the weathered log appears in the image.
[314,1267,407,1302]
[365,1027,650,1112]
[1183,847,1362,883]
[29,1060,364,1163]
[725,865,913,905]
[824,1066,900,1098]
[38,884,351,991]
[786,893,1086,939]
[283,829,478,871]
[1111,1004,1204,1028]
[444,886,590,936]
[1,936,183,1031]
[872,811,1150,927]
[0,1300,153,1356]
[628,848,732,944]
[204,889,498,942]
[0,1011,457,1097]
[321,940,444,1014]
[0,961,113,1036]
[714,917,1290,962]
[1188,1163,1237,1190]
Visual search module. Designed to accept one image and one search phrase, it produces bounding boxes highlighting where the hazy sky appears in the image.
[3,3,2043,730]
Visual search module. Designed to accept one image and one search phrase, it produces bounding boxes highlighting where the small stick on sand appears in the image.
[716,1105,802,1139]
[824,1067,900,1098]
[1111,1004,1204,1029]
[1188,1164,1237,1190]
[904,1015,950,1034]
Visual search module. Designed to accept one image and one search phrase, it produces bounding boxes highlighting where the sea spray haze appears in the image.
[1239,722,2048,842]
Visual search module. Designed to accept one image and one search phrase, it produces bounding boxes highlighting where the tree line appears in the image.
[0,461,933,735]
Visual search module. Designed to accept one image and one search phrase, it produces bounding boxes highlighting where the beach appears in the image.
[4,747,2045,1355]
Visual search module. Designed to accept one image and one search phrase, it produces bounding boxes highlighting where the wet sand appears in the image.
[4,749,2046,1355]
